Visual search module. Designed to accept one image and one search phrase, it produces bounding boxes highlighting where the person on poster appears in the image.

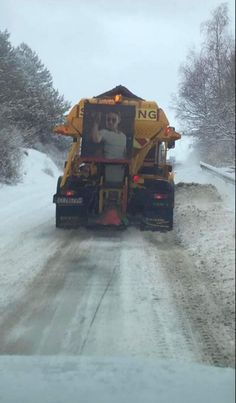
[89,111,127,183]
[90,111,127,159]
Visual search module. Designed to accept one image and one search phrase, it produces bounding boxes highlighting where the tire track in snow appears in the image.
[159,243,235,368]
[0,230,122,355]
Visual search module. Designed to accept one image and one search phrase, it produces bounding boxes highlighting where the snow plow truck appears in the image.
[53,85,181,230]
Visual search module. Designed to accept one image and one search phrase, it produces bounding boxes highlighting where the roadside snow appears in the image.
[0,149,63,311]
[200,161,235,183]
[171,145,235,367]
[175,153,235,212]
[0,148,61,247]
[175,179,234,288]
[174,181,235,363]
[174,154,235,285]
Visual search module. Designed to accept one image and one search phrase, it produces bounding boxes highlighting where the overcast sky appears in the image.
[0,0,235,126]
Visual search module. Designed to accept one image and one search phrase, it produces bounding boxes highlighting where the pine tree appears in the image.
[14,43,70,145]
[0,30,25,121]
[0,30,70,182]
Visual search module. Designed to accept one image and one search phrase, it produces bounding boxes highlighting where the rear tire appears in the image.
[55,177,63,228]
[168,208,174,230]
[55,205,62,228]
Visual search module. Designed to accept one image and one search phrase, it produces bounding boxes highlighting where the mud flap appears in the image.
[141,209,173,231]
[56,206,87,228]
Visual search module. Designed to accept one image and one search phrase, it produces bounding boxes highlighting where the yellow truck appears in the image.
[53,85,181,230]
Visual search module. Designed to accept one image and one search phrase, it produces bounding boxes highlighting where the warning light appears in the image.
[164,127,172,136]
[164,126,176,136]
[114,94,122,103]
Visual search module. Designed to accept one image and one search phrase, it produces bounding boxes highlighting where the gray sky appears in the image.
[0,0,235,126]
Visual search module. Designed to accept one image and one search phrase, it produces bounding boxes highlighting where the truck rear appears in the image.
[53,85,181,230]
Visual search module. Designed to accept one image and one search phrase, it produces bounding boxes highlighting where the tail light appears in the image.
[154,193,168,200]
[63,190,75,196]
[132,175,140,183]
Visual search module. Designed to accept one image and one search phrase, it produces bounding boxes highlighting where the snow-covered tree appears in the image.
[13,43,70,145]
[0,30,70,182]
[173,3,235,164]
[0,30,25,120]
[0,109,24,183]
[173,52,211,130]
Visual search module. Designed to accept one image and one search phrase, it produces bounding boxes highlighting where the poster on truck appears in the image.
[81,103,135,160]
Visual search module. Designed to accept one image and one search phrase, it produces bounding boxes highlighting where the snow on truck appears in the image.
[53,85,181,230]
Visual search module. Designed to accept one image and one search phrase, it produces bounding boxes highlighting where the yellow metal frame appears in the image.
[54,94,181,189]
[98,176,128,214]
[60,141,80,187]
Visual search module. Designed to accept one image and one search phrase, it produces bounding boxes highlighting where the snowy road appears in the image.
[0,227,234,367]
[0,151,235,369]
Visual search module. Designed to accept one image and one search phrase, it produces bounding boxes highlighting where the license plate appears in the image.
[152,201,167,206]
[56,197,83,205]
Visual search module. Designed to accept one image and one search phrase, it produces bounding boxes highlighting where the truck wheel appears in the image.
[140,223,146,231]
[168,208,174,230]
[56,205,62,228]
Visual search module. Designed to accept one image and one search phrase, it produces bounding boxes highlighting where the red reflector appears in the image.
[154,193,168,200]
[136,138,148,147]
[133,175,140,183]
[164,127,172,136]
[64,190,75,196]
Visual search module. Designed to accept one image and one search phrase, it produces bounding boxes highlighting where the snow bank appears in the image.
[175,182,235,286]
[0,357,234,403]
[174,152,235,212]
[174,148,235,313]
[0,149,63,311]
[200,161,235,184]
[174,183,235,358]
[0,148,61,250]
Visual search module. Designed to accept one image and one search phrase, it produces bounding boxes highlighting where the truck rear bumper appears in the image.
[53,195,83,206]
